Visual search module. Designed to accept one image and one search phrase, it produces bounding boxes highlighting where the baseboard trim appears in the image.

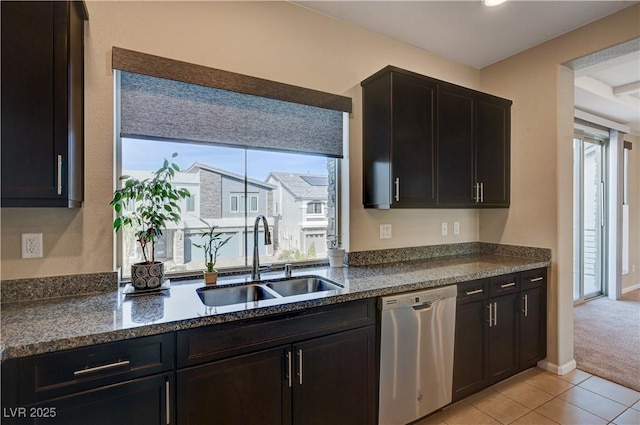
[537,359,577,375]
[622,283,640,294]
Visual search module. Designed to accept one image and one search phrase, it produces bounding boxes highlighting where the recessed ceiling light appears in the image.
[482,0,508,7]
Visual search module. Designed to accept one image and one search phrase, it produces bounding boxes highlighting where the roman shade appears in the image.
[113,47,351,158]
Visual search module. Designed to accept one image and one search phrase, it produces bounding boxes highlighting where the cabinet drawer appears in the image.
[456,279,488,304]
[520,268,547,290]
[489,273,519,296]
[15,333,174,404]
[177,299,375,368]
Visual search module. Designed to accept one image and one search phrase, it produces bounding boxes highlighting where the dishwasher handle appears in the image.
[412,301,435,311]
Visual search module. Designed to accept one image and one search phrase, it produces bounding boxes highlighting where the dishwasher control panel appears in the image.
[379,284,457,310]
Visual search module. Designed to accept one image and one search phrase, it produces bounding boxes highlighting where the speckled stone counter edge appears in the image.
[1,271,119,303]
[345,242,551,266]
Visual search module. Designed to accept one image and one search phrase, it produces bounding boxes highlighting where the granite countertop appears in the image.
[0,253,550,361]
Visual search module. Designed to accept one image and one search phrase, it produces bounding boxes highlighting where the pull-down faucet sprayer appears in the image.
[251,215,272,281]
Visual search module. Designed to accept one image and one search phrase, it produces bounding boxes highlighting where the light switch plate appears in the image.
[454,222,460,235]
[380,224,392,239]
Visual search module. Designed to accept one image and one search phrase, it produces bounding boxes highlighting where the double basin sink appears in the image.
[196,275,342,307]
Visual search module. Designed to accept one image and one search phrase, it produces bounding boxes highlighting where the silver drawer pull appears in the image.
[297,349,303,385]
[466,289,484,295]
[286,351,292,388]
[73,360,130,376]
[501,282,516,288]
[57,155,63,195]
[530,277,544,282]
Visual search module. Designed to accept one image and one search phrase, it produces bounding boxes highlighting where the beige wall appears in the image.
[0,1,480,280]
[623,134,640,292]
[479,5,640,370]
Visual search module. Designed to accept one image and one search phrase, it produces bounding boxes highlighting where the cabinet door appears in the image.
[436,84,475,206]
[519,285,546,369]
[488,293,519,383]
[18,373,173,425]
[1,1,58,201]
[176,346,291,425]
[292,327,375,425]
[453,300,489,401]
[475,98,510,207]
[1,1,84,207]
[391,73,436,207]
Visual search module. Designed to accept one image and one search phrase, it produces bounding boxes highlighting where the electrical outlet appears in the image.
[380,224,392,239]
[441,222,448,236]
[454,222,460,235]
[21,233,43,259]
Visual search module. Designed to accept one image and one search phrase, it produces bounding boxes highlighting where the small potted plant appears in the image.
[110,153,190,290]
[327,233,345,268]
[193,218,232,284]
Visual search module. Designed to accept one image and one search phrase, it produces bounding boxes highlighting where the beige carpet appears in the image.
[573,289,640,392]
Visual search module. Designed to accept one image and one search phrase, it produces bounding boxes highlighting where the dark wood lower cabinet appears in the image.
[453,268,548,402]
[176,327,376,425]
[452,298,489,401]
[488,292,519,383]
[177,346,291,425]
[5,373,172,425]
[519,269,548,369]
[293,328,376,425]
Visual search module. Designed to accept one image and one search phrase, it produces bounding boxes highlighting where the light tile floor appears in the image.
[417,368,640,425]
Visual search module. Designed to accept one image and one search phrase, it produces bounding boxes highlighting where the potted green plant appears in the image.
[193,218,232,284]
[327,233,345,268]
[110,153,190,289]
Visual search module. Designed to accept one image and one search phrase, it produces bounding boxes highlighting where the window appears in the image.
[622,142,631,275]
[118,138,336,277]
[230,194,259,213]
[230,195,239,213]
[307,202,323,214]
[186,194,196,212]
[114,52,349,278]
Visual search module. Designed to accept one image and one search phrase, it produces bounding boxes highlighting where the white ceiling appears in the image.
[295,0,640,135]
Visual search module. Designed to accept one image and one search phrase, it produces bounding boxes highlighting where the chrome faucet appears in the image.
[251,215,272,281]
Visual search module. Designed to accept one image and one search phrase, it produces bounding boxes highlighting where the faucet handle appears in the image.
[284,264,293,278]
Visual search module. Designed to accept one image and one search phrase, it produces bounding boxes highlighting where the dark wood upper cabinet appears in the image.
[436,84,475,206]
[362,70,436,208]
[1,1,87,208]
[362,66,512,209]
[475,95,511,207]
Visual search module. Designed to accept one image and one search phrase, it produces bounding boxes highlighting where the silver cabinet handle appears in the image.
[474,183,480,203]
[530,277,544,282]
[523,294,529,317]
[394,178,400,202]
[501,282,516,288]
[487,303,493,327]
[165,379,170,425]
[480,182,484,203]
[466,288,483,295]
[297,349,303,385]
[494,302,498,325]
[73,359,130,376]
[286,351,292,388]
[57,155,63,195]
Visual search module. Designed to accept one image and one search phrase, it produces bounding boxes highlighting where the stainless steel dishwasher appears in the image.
[378,285,457,425]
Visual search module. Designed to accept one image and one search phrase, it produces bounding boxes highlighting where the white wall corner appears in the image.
[537,358,577,375]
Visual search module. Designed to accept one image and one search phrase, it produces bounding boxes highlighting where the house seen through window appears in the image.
[119,137,336,277]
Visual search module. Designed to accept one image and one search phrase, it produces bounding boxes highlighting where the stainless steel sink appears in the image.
[265,276,341,297]
[196,275,342,308]
[197,284,276,307]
